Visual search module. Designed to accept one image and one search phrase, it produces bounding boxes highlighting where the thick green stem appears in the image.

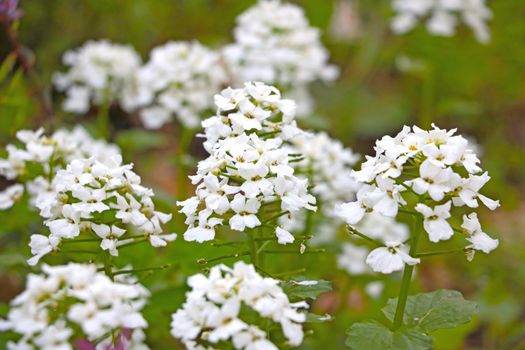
[393,216,423,329]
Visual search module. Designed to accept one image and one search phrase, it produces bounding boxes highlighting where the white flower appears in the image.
[415,202,454,242]
[171,261,310,349]
[27,156,175,264]
[0,184,24,210]
[125,41,227,129]
[223,0,338,116]
[0,126,121,214]
[461,213,499,254]
[54,40,141,113]
[275,227,294,245]
[1,263,150,348]
[390,0,492,43]
[179,83,316,244]
[366,242,420,274]
[339,124,498,256]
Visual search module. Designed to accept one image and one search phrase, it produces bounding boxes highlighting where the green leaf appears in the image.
[346,321,432,350]
[0,53,17,82]
[280,279,332,300]
[382,289,478,333]
[306,312,333,323]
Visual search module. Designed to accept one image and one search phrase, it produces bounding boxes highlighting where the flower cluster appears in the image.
[53,40,142,113]
[171,261,309,349]
[126,41,227,129]
[178,82,316,244]
[0,263,149,350]
[29,155,176,265]
[223,0,338,116]
[337,124,499,273]
[391,0,492,43]
[0,126,120,211]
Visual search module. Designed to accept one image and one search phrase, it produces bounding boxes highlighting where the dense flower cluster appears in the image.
[391,0,492,43]
[0,263,149,350]
[29,155,176,265]
[171,261,309,349]
[126,41,227,129]
[223,0,338,116]
[178,82,316,244]
[53,40,142,113]
[337,124,499,273]
[0,126,120,211]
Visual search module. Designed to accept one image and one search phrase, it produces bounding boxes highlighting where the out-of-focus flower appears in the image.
[53,40,141,113]
[124,41,227,129]
[0,0,22,22]
[390,0,492,43]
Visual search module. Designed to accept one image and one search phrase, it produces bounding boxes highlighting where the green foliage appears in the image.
[346,321,432,350]
[382,289,478,333]
[280,279,332,300]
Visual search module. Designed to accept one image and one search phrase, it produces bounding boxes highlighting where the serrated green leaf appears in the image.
[382,289,478,333]
[280,279,332,300]
[346,321,432,350]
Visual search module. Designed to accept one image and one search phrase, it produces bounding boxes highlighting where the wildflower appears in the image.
[171,261,309,349]
[0,263,149,349]
[366,242,420,274]
[53,40,141,113]
[390,0,492,43]
[125,41,227,129]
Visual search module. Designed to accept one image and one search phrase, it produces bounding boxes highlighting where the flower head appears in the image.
[171,261,309,349]
[0,263,149,349]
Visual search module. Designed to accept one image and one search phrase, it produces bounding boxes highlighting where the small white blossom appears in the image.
[366,242,420,274]
[461,213,498,254]
[171,261,310,349]
[415,201,454,242]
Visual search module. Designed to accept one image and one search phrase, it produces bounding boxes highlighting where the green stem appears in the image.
[393,215,423,329]
[103,251,113,280]
[246,230,258,267]
[264,248,325,254]
[96,94,111,140]
[416,247,466,257]
[198,251,250,265]
[111,264,171,276]
[347,226,383,247]
[176,126,195,200]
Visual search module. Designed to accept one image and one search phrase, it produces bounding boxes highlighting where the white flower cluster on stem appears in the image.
[125,41,228,129]
[391,0,492,43]
[0,126,120,212]
[28,155,176,265]
[0,263,150,350]
[178,82,316,245]
[336,124,499,274]
[171,261,308,350]
[53,40,142,113]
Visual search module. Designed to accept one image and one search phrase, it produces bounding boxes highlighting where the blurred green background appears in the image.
[1,1,524,349]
